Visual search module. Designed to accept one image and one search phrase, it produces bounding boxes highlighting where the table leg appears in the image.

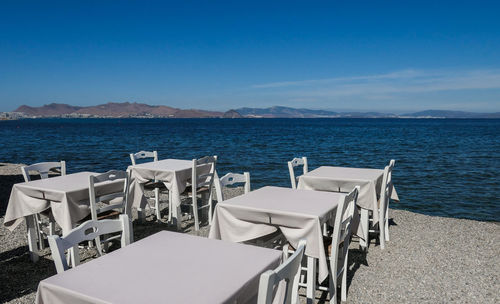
[360,208,369,250]
[26,215,39,263]
[69,245,80,267]
[137,208,145,222]
[168,191,181,229]
[168,190,173,222]
[171,204,181,229]
[306,256,316,304]
[137,183,147,222]
[154,187,161,221]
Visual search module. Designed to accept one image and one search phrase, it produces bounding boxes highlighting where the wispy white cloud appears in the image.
[252,69,424,89]
[251,69,500,97]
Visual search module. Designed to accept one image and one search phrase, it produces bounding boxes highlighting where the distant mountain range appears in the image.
[400,110,500,119]
[14,102,224,118]
[235,106,500,119]
[235,106,398,118]
[9,103,500,119]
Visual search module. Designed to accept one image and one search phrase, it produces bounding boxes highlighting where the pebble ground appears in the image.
[0,163,498,303]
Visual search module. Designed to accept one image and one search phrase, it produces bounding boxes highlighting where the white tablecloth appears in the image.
[298,166,399,224]
[128,159,193,214]
[209,186,345,282]
[4,172,124,233]
[36,231,282,304]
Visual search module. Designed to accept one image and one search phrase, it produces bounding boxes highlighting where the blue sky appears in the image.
[1,0,499,113]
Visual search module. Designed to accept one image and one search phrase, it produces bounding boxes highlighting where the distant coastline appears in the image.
[1,102,499,119]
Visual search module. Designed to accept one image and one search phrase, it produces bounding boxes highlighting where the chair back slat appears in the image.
[48,214,132,273]
[191,156,217,197]
[21,161,66,182]
[89,170,130,220]
[287,157,308,189]
[257,240,306,304]
[215,172,251,202]
[130,150,158,165]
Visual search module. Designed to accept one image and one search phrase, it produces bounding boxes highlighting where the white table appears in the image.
[128,159,203,226]
[297,166,399,247]
[209,186,345,301]
[3,172,124,262]
[36,231,282,304]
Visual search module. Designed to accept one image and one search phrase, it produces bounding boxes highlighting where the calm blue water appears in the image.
[1,118,499,222]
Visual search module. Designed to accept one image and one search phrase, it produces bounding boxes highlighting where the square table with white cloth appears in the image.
[35,231,282,304]
[128,159,212,226]
[297,166,399,247]
[297,166,399,223]
[3,172,125,261]
[209,186,345,286]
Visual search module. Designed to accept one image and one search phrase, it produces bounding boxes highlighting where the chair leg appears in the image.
[306,256,316,304]
[385,208,390,242]
[360,209,369,250]
[35,214,45,250]
[154,187,161,221]
[95,236,104,256]
[208,192,213,225]
[341,253,349,302]
[379,212,386,250]
[26,215,39,262]
[282,244,290,261]
[323,223,329,236]
[48,220,56,236]
[70,245,80,267]
[102,239,109,253]
[192,196,200,231]
[168,191,173,222]
[291,258,301,304]
[329,272,337,304]
[137,208,145,222]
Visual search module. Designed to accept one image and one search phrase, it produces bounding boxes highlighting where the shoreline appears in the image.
[0,163,498,303]
[3,117,500,120]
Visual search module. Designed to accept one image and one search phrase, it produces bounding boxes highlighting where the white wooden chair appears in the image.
[214,172,250,202]
[288,157,308,189]
[87,170,131,255]
[21,161,66,250]
[130,150,165,220]
[367,159,395,249]
[323,186,358,304]
[257,240,306,304]
[285,186,359,304]
[48,214,132,274]
[185,156,217,231]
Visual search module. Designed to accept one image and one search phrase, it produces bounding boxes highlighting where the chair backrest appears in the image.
[329,186,358,279]
[48,214,132,273]
[379,160,395,222]
[215,172,251,202]
[21,161,66,182]
[89,170,130,220]
[130,150,158,165]
[192,156,217,196]
[257,240,306,304]
[287,157,308,189]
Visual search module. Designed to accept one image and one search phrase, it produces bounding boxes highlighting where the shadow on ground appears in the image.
[0,173,24,216]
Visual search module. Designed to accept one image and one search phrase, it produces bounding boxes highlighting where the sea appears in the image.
[1,118,498,222]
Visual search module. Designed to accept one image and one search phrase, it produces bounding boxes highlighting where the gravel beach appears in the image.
[0,163,498,303]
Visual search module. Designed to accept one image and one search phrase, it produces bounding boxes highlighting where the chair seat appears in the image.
[80,210,122,223]
[323,236,344,256]
[143,181,167,190]
[183,185,210,195]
